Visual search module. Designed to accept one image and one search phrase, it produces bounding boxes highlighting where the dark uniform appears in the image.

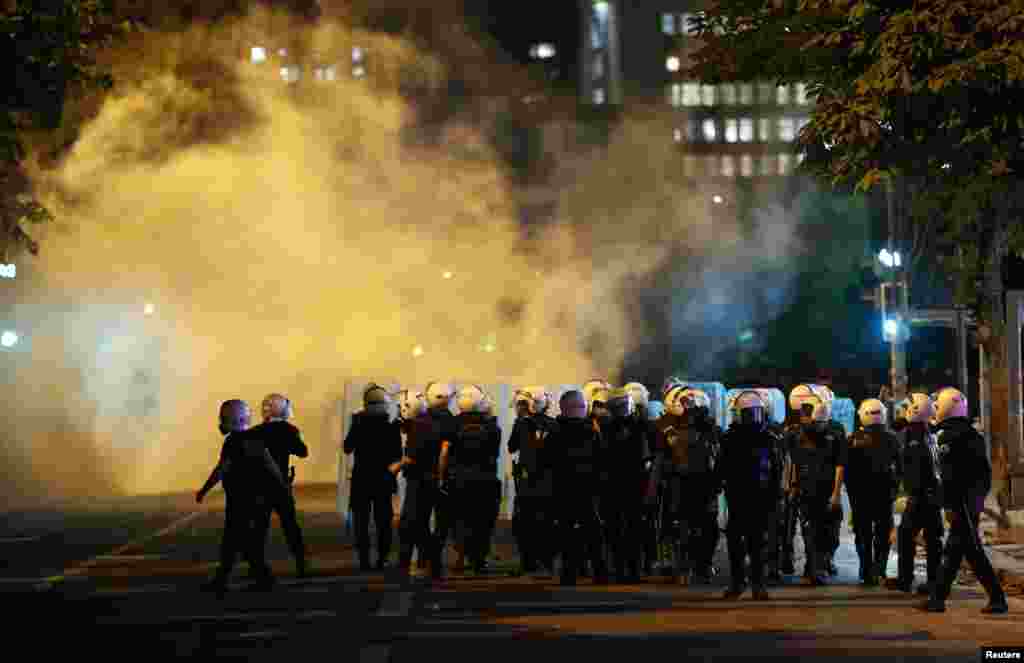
[509,412,558,573]
[762,421,789,582]
[926,416,1007,613]
[655,409,718,582]
[210,429,285,590]
[894,422,943,592]
[823,420,848,574]
[846,424,901,584]
[637,409,662,576]
[717,421,782,595]
[398,408,453,579]
[446,411,502,573]
[787,422,847,583]
[249,420,309,577]
[600,414,651,582]
[550,416,608,585]
[344,411,403,570]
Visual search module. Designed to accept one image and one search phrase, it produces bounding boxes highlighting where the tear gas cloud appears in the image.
[2,11,807,503]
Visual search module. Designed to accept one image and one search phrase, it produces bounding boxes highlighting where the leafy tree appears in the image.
[1,0,133,261]
[686,0,1024,468]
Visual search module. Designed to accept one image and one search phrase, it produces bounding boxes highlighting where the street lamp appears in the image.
[712,195,724,205]
[411,345,424,357]
[883,318,899,339]
[442,271,453,280]
[530,43,557,60]
[144,303,155,316]
[0,263,15,279]
[1,330,18,348]
[878,249,902,268]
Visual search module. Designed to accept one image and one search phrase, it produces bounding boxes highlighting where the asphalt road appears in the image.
[4,484,1023,661]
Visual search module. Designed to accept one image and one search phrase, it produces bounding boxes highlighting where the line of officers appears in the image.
[344,379,1007,614]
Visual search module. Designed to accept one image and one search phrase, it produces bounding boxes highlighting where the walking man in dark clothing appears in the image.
[344,384,403,571]
[197,399,287,596]
[888,393,945,595]
[846,398,902,586]
[250,393,309,578]
[921,387,1008,614]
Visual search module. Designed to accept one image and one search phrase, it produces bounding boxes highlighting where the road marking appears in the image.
[55,509,208,581]
[360,591,414,663]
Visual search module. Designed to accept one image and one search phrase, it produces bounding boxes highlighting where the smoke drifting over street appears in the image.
[2,10,808,503]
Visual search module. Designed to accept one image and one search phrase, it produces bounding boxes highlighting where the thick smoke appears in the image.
[6,14,605,500]
[3,11,808,502]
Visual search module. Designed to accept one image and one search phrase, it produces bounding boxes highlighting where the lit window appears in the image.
[352,47,364,63]
[759,82,775,104]
[683,155,697,177]
[683,83,701,106]
[721,155,736,177]
[760,155,774,175]
[779,153,792,174]
[739,117,754,142]
[666,56,681,72]
[593,88,606,105]
[702,118,717,141]
[778,117,796,141]
[315,65,337,82]
[680,13,697,35]
[725,118,739,143]
[739,83,754,105]
[705,155,719,176]
[776,84,790,105]
[759,118,772,141]
[280,65,301,83]
[740,154,754,177]
[353,65,366,78]
[662,13,676,35]
[669,84,683,107]
[251,47,267,63]
[700,84,716,106]
[592,2,610,50]
[795,83,809,105]
[720,84,736,105]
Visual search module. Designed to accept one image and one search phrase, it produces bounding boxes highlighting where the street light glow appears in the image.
[412,345,424,357]
[144,303,155,316]
[884,319,899,337]
[713,195,724,204]
[1,331,18,348]
[878,249,901,268]
[442,271,453,280]
[666,56,681,72]
[530,43,557,60]
[0,263,15,279]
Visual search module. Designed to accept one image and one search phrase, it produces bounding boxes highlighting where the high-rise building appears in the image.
[579,0,814,180]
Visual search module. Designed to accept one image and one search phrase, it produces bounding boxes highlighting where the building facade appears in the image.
[579,0,815,181]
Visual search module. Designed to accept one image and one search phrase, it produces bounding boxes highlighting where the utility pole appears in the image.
[885,178,909,402]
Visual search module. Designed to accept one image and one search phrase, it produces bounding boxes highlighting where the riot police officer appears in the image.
[846,399,902,586]
[550,390,609,586]
[445,385,502,575]
[509,386,558,576]
[656,386,719,585]
[786,392,847,586]
[395,382,455,582]
[197,400,287,595]
[717,391,782,600]
[888,393,943,595]
[602,387,651,583]
[922,388,1008,614]
[344,384,403,571]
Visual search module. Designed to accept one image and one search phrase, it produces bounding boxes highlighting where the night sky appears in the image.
[463,0,581,86]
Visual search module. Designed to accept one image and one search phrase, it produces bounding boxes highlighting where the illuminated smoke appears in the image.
[4,11,605,499]
[2,10,810,502]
